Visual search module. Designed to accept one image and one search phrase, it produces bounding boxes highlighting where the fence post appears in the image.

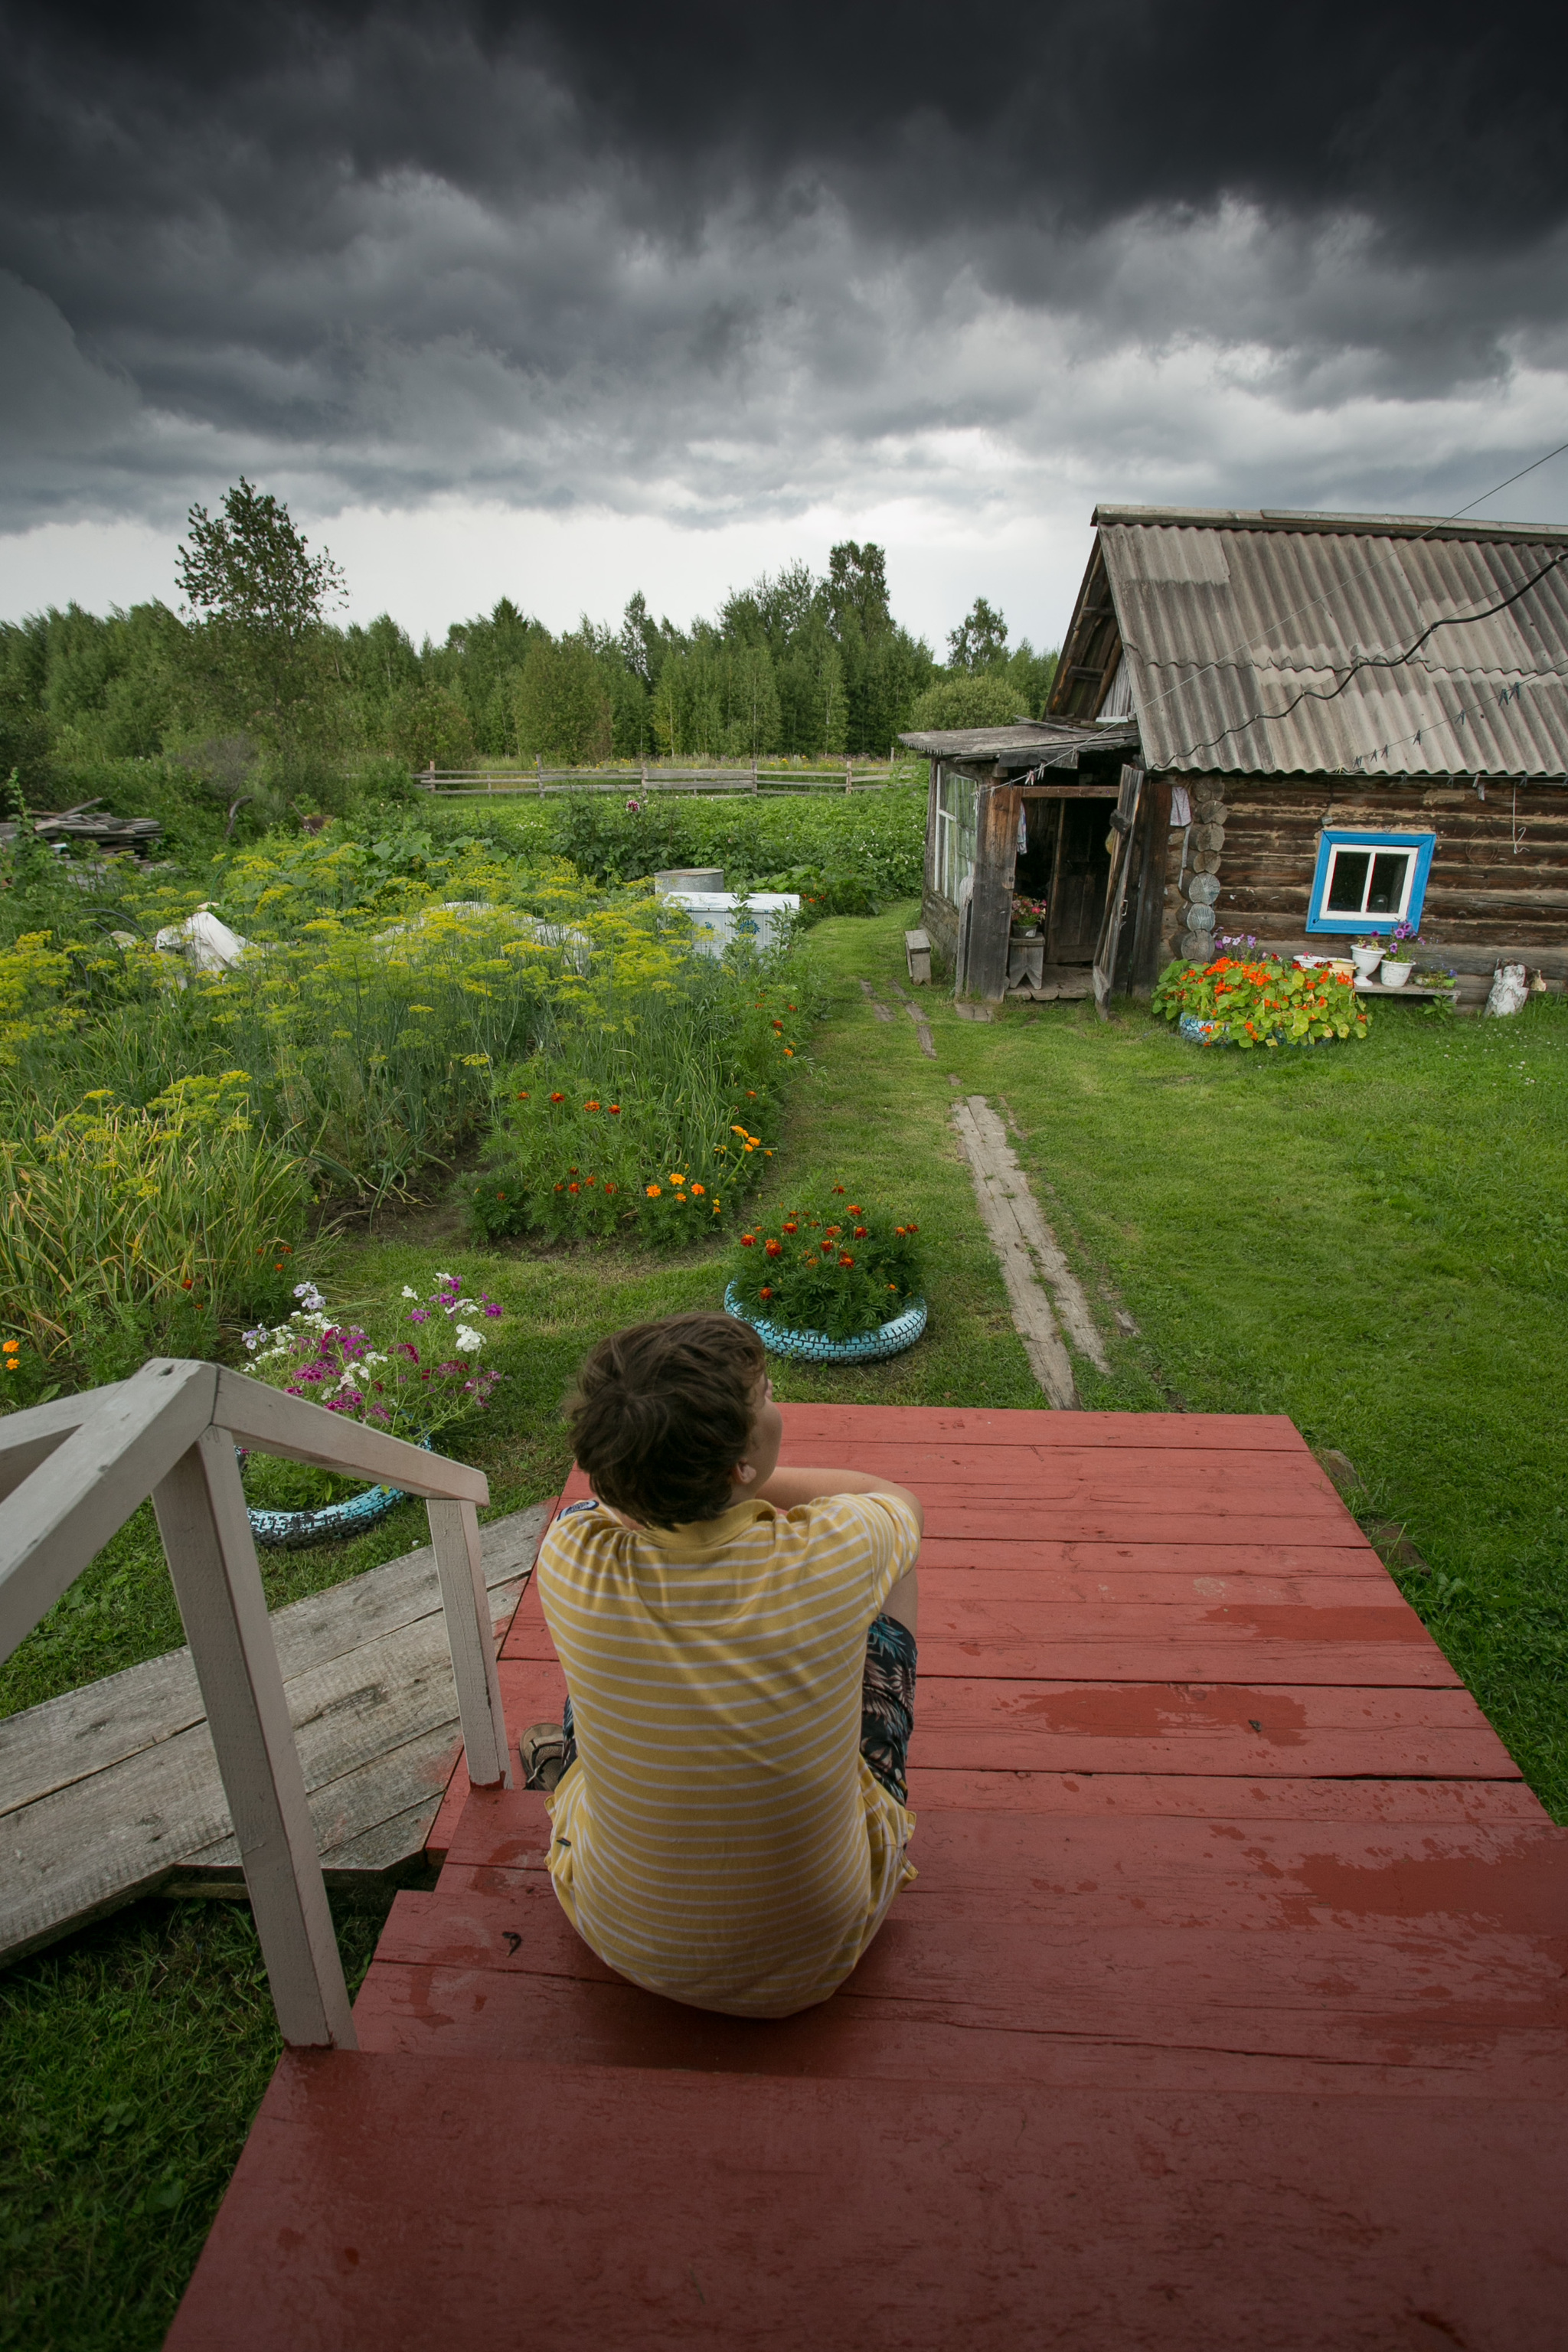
[537,753,544,795]
[845,759,853,795]
[426,1497,512,1788]
[152,1428,356,2048]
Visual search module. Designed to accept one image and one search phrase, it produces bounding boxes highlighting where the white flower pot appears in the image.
[1380,959,1413,988]
[1351,946,1384,978]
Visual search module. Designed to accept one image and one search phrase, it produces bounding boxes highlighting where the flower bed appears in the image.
[1154,952,1370,1049]
[725,1186,926,1342]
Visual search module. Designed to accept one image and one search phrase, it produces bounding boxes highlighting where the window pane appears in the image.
[1367,851,1409,915]
[1326,850,1370,912]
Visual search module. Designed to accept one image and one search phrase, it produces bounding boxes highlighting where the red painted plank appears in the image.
[353,1960,1562,2096]
[776,1402,1309,1449]
[502,1592,1455,1687]
[903,1770,1549,1824]
[364,1870,1568,2080]
[913,1546,1390,1588]
[919,1504,1361,1543]
[806,1443,1348,1498]
[168,2053,1568,2350]
[908,1677,1522,1779]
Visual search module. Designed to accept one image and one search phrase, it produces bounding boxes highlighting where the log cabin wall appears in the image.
[1162,773,1568,995]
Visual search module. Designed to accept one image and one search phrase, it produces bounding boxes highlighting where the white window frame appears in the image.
[1306,828,1436,935]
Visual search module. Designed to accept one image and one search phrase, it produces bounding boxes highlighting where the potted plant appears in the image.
[1153,950,1370,1049]
[725,1187,928,1362]
[239,1274,504,1545]
[1351,935,1385,979]
[1379,921,1419,988]
[1011,893,1047,936]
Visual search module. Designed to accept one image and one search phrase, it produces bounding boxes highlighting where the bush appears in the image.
[907,674,1025,731]
[541,786,926,902]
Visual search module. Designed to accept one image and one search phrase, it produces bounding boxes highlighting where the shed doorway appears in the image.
[1016,798,1113,965]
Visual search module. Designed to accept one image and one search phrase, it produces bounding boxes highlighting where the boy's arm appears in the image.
[753,1465,921,1635]
[754,1463,923,1530]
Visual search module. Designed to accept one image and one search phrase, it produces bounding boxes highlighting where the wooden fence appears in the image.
[410,757,915,799]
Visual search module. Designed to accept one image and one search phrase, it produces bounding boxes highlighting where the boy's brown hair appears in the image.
[565,1312,767,1528]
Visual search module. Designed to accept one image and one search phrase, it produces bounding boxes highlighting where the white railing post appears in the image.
[426,1498,512,1788]
[152,1426,357,2048]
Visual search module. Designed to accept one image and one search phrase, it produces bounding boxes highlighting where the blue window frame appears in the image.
[1306,829,1436,935]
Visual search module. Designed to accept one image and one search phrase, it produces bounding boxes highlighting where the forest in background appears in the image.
[0,484,1057,831]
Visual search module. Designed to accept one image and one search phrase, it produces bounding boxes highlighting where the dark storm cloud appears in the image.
[2,0,1566,534]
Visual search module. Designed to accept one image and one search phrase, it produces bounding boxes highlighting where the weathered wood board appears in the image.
[0,1504,549,1964]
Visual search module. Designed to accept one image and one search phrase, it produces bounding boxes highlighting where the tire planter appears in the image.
[724,1280,928,1364]
[1178,1012,1330,1050]
[242,1438,428,1550]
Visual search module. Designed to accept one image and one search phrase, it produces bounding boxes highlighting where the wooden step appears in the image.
[166,2050,1568,2350]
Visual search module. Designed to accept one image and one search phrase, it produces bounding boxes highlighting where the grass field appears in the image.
[5,903,1566,2349]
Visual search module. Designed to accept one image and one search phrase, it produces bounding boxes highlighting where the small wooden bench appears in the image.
[904,929,932,985]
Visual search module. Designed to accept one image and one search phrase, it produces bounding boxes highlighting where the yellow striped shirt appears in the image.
[535,1491,920,2018]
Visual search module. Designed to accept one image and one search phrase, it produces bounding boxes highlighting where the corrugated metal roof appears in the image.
[1091,510,1568,777]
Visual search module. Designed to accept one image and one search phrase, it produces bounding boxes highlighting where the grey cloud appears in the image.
[2,2,1566,541]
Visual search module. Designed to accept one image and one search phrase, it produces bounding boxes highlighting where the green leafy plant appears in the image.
[1153,951,1371,1049]
[727,1184,926,1341]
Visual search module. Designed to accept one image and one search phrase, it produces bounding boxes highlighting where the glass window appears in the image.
[934,768,978,905]
[1308,830,1435,934]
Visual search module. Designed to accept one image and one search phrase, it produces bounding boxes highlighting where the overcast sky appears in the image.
[4,0,1567,651]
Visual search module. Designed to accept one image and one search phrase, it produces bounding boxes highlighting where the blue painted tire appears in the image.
[243,1436,430,1549]
[1178,1011,1331,1050]
[724,1280,928,1364]
[247,1480,406,1550]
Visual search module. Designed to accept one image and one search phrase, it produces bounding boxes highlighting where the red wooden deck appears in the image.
[168,1409,1568,2350]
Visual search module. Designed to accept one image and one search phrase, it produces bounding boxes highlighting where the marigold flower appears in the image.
[609,1104,621,1114]
[839,1254,854,1268]
[740,1233,756,1246]
[764,1239,782,1256]
[569,1165,579,1174]
[691,1182,706,1196]
[568,1182,580,1193]
[854,1225,868,1238]
[584,1099,600,1111]
[670,1172,685,1184]
[783,1047,794,1056]
[181,1278,194,1290]
[820,1239,834,1255]
[555,1183,564,1192]
[848,1204,862,1214]
[605,1183,617,1194]
[646,1183,662,1197]
[832,1184,845,1194]
[550,1091,566,1102]
[782,1220,797,1233]
[759,1285,773,1299]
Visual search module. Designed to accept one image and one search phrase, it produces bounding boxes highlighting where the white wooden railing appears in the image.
[0,1361,511,2049]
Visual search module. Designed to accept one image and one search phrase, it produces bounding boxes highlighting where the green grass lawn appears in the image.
[5,904,1566,2349]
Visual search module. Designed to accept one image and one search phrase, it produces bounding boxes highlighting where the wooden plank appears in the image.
[167,2054,1568,2350]
[1093,763,1144,1012]
[351,1960,1566,2099]
[0,1359,217,1664]
[426,1498,511,1790]
[0,1380,126,1502]
[951,1097,1111,1382]
[902,1768,1547,1821]
[0,1508,545,1818]
[773,1404,1309,1450]
[152,1429,354,2048]
[912,1540,1388,1580]
[796,1440,1343,1492]
[213,1368,488,1504]
[906,1677,1521,1779]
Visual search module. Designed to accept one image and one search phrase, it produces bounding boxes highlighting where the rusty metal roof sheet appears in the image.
[1090,508,1568,778]
[898,719,1134,764]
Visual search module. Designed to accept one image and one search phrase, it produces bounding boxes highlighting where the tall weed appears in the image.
[0,1073,312,1386]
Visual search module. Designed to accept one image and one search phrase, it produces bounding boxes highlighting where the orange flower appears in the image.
[740,1233,756,1246]
[782,1220,798,1233]
[848,1204,862,1214]
[550,1091,566,1102]
[759,1285,774,1299]
[854,1225,868,1238]
[765,1238,782,1257]
[839,1253,854,1268]
[609,1104,622,1114]
[584,1099,600,1111]
[646,1183,662,1197]
[516,1089,530,1099]
[568,1181,580,1193]
[690,1182,706,1196]
[783,1047,794,1057]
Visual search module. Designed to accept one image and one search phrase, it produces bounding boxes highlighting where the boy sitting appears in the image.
[523,1311,922,2019]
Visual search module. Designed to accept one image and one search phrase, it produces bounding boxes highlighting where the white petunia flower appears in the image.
[454,1325,484,1352]
[402,1286,419,1299]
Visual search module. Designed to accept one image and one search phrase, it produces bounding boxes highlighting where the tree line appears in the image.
[0,482,1057,807]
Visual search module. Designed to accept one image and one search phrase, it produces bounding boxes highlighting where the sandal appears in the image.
[520,1720,571,1793]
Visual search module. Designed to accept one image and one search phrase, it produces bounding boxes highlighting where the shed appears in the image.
[907,507,1568,1006]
